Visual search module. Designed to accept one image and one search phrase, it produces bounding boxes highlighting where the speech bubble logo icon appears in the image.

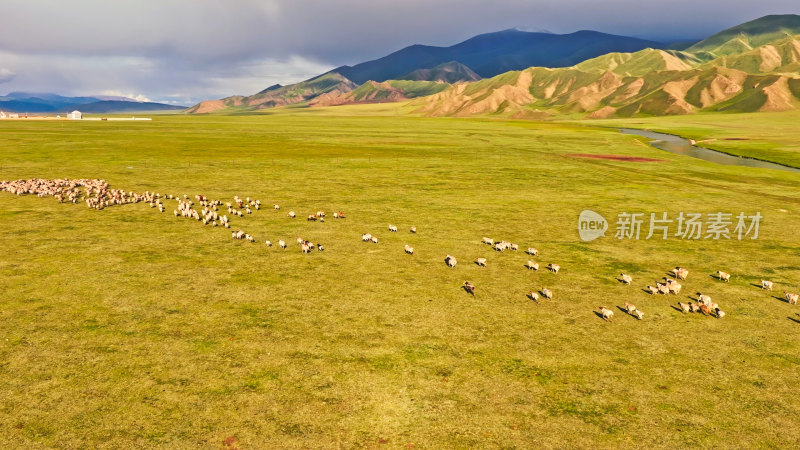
[578,210,608,242]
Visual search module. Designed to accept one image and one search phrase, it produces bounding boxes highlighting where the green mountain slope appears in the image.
[686,14,800,58]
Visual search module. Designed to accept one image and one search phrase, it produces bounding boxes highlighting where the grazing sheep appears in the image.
[716,271,731,282]
[619,274,633,285]
[463,281,476,295]
[265,240,272,247]
[509,243,519,251]
[274,204,280,210]
[657,283,670,295]
[493,242,506,252]
[786,292,799,305]
[624,303,636,314]
[334,211,346,219]
[599,306,614,321]
[526,247,539,256]
[302,243,311,254]
[646,285,658,295]
[445,255,457,268]
[371,236,378,244]
[633,309,644,320]
[307,215,317,221]
[761,280,773,290]
[690,302,700,313]
[279,240,287,249]
[699,304,712,316]
[678,302,690,313]
[482,237,494,245]
[697,293,712,306]
[547,264,560,273]
[404,244,414,255]
[318,245,324,252]
[475,257,487,267]
[668,283,682,295]
[389,225,398,232]
[672,267,689,280]
[716,308,726,319]
[288,211,296,218]
[540,288,553,299]
[361,233,372,242]
[525,261,539,271]
[409,226,417,233]
[297,237,304,245]
[528,291,539,302]
[245,234,255,243]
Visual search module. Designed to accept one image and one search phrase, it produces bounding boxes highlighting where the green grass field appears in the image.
[1,110,799,448]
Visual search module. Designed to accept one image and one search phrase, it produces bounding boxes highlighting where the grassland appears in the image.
[1,110,800,448]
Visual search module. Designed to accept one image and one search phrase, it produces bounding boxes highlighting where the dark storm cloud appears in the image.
[0,0,796,103]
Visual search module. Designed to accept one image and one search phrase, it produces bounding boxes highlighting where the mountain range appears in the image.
[0,92,186,114]
[188,14,800,117]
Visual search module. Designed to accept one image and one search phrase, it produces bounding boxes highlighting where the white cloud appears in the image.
[0,68,14,83]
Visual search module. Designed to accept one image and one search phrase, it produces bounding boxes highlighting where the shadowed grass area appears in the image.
[0,110,799,447]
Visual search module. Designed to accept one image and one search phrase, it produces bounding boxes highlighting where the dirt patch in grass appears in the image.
[566,153,665,162]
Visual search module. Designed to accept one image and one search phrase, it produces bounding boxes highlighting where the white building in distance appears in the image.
[67,110,82,120]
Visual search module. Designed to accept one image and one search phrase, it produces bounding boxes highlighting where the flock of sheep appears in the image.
[2,177,798,323]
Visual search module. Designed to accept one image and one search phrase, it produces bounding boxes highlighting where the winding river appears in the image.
[620,128,800,174]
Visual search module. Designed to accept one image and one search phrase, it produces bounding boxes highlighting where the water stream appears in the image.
[620,128,800,174]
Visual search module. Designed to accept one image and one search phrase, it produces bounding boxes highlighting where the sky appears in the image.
[0,0,796,105]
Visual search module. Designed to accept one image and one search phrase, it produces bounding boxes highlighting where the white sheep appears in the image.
[525,261,539,271]
[633,309,644,320]
[288,211,296,218]
[526,247,538,256]
[409,226,417,233]
[716,271,731,282]
[619,274,632,285]
[445,255,457,268]
[761,280,773,290]
[540,288,553,299]
[389,224,398,232]
[279,240,287,249]
[528,291,539,302]
[371,236,378,244]
[599,306,614,321]
[786,292,799,305]
[274,204,280,210]
[475,257,487,267]
[482,237,494,245]
[547,264,560,274]
[265,240,272,247]
[404,245,414,255]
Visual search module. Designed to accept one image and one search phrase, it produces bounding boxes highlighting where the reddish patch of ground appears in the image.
[566,153,665,162]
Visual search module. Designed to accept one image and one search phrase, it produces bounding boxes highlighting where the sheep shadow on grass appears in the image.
[788,316,800,325]
[462,285,475,296]
[773,295,790,303]
[593,311,612,321]
[670,305,684,313]
[750,282,766,289]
